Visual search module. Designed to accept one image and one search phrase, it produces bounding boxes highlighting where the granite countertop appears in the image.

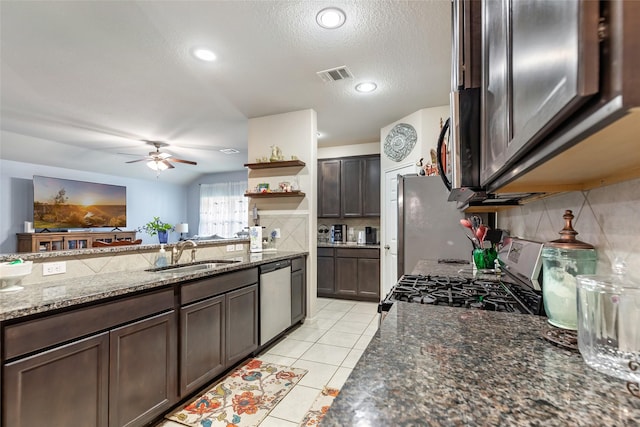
[322,260,640,426]
[317,242,380,249]
[0,251,306,321]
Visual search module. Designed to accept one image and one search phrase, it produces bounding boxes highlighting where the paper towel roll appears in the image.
[24,221,34,233]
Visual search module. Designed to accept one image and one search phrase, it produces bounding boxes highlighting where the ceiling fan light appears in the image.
[147,160,169,171]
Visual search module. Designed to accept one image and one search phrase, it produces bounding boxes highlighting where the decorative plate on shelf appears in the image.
[384,123,417,162]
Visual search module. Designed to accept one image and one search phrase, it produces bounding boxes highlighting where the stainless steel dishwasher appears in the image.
[259,260,292,346]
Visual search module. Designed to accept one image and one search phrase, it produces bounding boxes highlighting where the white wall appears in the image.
[248,109,318,317]
[318,142,379,159]
[0,159,188,252]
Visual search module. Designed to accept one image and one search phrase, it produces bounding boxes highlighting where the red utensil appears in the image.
[460,219,472,230]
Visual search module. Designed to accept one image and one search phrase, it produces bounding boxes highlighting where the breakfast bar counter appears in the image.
[321,266,640,426]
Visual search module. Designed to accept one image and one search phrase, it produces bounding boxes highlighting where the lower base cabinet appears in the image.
[291,257,306,324]
[4,333,110,427]
[226,285,259,366]
[318,247,380,301]
[109,311,177,427]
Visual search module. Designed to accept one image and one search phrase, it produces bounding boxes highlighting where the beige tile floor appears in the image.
[158,297,380,427]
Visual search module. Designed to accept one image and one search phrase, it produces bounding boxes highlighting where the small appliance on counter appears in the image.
[365,226,377,244]
[331,224,346,243]
[318,224,330,243]
[541,210,596,330]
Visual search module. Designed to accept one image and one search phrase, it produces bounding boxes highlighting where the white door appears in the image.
[382,165,414,296]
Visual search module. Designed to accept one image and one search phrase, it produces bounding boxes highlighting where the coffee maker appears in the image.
[365,226,377,244]
[331,224,346,243]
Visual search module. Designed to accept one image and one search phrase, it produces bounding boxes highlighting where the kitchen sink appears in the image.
[147,259,240,274]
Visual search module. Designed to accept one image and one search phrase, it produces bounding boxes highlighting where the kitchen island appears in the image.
[322,260,640,426]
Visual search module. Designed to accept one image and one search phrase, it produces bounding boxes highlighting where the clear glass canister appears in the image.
[576,263,640,382]
[541,210,596,330]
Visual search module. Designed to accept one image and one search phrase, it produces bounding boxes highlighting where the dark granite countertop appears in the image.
[322,259,640,426]
[0,251,306,321]
[317,242,380,249]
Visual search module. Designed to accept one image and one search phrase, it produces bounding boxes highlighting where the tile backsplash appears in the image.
[497,177,640,277]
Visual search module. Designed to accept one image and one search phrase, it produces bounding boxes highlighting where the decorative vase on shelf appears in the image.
[473,247,497,270]
[158,230,168,244]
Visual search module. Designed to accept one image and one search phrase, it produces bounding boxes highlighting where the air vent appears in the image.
[219,148,240,154]
[316,66,353,82]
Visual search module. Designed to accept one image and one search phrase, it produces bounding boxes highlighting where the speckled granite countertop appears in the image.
[317,242,380,249]
[322,259,640,426]
[0,251,306,321]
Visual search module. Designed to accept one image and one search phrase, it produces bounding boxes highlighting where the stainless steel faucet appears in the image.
[171,240,197,265]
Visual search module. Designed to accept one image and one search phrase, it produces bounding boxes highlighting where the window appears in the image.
[198,181,248,238]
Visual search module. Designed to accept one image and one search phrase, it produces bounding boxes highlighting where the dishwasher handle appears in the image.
[259,259,291,274]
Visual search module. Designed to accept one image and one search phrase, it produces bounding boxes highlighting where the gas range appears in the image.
[379,238,546,318]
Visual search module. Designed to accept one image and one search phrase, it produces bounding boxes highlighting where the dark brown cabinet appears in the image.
[4,333,110,427]
[318,160,341,217]
[180,295,225,396]
[109,311,177,427]
[318,247,380,301]
[291,256,306,324]
[226,285,258,366]
[317,247,336,296]
[179,268,259,397]
[318,155,380,218]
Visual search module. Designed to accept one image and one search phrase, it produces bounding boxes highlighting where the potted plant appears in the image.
[139,217,173,243]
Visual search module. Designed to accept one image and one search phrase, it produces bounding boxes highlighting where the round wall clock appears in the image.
[384,123,417,162]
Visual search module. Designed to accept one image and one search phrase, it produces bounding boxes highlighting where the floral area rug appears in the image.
[299,386,340,427]
[166,358,307,427]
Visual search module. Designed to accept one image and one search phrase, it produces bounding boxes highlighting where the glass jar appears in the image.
[541,210,596,330]
[576,262,640,382]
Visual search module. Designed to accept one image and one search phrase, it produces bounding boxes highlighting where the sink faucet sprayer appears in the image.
[172,240,197,265]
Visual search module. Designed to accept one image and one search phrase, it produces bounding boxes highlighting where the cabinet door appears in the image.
[317,255,335,296]
[357,258,381,300]
[180,295,225,397]
[362,156,381,216]
[341,158,363,217]
[109,311,177,427]
[226,284,258,366]
[318,160,341,218]
[335,257,358,296]
[291,268,306,324]
[4,333,109,427]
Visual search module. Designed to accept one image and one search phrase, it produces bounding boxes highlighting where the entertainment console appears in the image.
[16,231,137,253]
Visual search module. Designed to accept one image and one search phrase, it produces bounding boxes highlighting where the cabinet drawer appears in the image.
[4,289,174,360]
[317,247,334,257]
[291,256,305,272]
[181,268,258,305]
[336,248,379,259]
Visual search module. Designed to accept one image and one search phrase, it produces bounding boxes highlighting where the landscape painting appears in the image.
[33,176,127,230]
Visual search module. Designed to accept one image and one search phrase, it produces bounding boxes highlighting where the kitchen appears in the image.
[2,1,640,426]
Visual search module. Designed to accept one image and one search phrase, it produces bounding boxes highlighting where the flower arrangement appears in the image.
[459,215,488,249]
[139,216,174,236]
[460,215,497,269]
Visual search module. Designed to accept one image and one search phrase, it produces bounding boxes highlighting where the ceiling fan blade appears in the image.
[164,160,175,169]
[125,159,148,164]
[168,158,197,165]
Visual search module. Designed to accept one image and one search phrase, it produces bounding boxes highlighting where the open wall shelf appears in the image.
[244,160,306,169]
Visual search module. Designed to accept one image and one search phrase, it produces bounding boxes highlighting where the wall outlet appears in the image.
[226,244,235,252]
[235,244,244,251]
[273,228,281,238]
[42,261,66,276]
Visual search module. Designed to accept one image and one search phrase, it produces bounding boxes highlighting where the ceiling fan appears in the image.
[120,141,197,171]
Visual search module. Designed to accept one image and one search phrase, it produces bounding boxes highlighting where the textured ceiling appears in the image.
[0,0,451,184]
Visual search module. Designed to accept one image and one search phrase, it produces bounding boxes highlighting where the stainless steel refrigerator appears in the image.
[398,175,474,275]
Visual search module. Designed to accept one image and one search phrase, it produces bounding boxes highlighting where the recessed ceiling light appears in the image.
[355,82,377,93]
[220,148,240,154]
[316,7,346,29]
[192,48,216,62]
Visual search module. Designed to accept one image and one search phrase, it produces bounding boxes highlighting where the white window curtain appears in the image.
[199,181,248,238]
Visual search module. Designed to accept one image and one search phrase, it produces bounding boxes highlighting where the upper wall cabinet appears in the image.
[318,155,380,218]
[481,0,600,185]
[476,0,640,194]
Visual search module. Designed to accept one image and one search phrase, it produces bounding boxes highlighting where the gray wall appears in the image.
[0,159,190,252]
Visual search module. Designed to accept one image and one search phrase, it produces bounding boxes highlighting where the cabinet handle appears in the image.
[384,245,390,250]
